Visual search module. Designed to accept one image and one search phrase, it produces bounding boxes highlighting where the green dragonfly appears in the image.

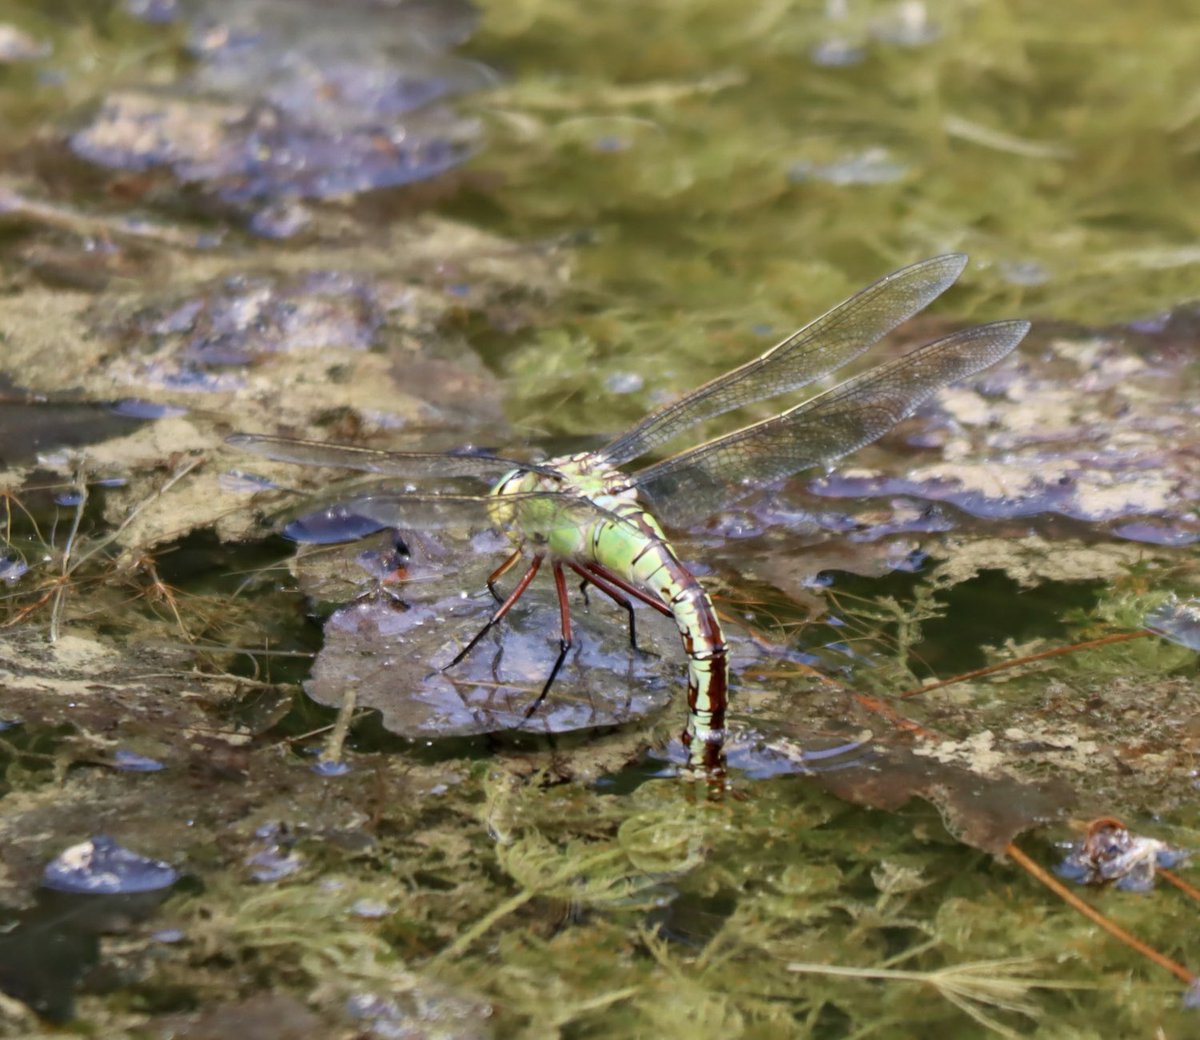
[230,254,1028,776]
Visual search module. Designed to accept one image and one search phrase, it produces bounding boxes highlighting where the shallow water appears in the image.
[0,0,1197,1036]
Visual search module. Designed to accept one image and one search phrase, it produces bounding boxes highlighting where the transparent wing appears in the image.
[631,320,1030,525]
[231,435,652,542]
[344,489,645,537]
[227,433,550,479]
[598,253,969,466]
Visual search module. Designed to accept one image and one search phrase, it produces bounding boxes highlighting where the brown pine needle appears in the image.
[1160,868,1200,904]
[1005,840,1197,987]
[898,630,1154,699]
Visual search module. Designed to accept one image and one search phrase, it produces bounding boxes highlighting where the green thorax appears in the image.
[488,453,667,567]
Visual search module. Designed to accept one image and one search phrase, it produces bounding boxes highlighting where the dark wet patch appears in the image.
[0,889,173,1023]
[0,377,151,467]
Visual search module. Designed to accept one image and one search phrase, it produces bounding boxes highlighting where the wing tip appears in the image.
[987,318,1033,353]
[904,252,969,280]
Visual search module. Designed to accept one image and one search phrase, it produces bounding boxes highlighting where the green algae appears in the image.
[463,0,1200,437]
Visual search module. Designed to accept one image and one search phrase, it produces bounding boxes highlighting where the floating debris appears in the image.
[246,823,304,882]
[0,24,49,62]
[0,554,29,585]
[112,749,167,772]
[125,0,178,24]
[344,988,492,1040]
[1055,817,1189,892]
[1145,596,1200,651]
[871,0,940,47]
[605,371,645,395]
[151,928,186,943]
[109,399,188,419]
[997,258,1052,287]
[350,898,391,919]
[355,543,410,581]
[312,759,351,777]
[1112,520,1199,547]
[42,835,179,894]
[788,147,908,186]
[810,37,865,67]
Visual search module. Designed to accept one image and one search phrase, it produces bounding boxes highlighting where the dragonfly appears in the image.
[229,254,1029,777]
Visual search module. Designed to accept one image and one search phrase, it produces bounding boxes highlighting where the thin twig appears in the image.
[898,631,1153,699]
[49,468,88,642]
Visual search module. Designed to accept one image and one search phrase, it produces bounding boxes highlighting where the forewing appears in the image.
[228,433,542,478]
[344,488,650,538]
[631,320,1030,525]
[598,254,969,466]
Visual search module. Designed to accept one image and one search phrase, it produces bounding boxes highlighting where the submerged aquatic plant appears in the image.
[786,956,1093,1039]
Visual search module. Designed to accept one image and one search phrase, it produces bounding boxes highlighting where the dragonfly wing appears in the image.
[598,254,969,466]
[291,491,500,534]
[342,489,640,537]
[228,433,541,479]
[631,320,1030,525]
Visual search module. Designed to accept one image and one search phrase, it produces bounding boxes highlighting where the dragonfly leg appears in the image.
[486,549,523,604]
[523,562,573,720]
[568,561,641,650]
[583,562,673,618]
[447,555,542,669]
[577,576,590,608]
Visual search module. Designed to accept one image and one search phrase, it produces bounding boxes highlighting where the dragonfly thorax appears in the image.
[488,452,642,557]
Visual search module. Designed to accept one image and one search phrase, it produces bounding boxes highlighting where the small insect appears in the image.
[232,254,1028,776]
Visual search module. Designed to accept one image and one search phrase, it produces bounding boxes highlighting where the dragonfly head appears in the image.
[487,466,562,546]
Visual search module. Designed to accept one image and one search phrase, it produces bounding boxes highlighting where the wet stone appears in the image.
[112,271,395,392]
[70,0,488,219]
[306,580,680,739]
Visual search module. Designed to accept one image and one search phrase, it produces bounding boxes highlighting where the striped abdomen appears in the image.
[585,506,728,764]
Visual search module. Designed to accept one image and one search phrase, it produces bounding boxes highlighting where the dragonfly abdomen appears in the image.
[587,507,729,759]
[647,554,728,757]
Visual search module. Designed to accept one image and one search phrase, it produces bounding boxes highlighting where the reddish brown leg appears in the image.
[568,562,643,650]
[448,555,542,668]
[522,562,573,719]
[486,549,523,603]
[584,562,673,618]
